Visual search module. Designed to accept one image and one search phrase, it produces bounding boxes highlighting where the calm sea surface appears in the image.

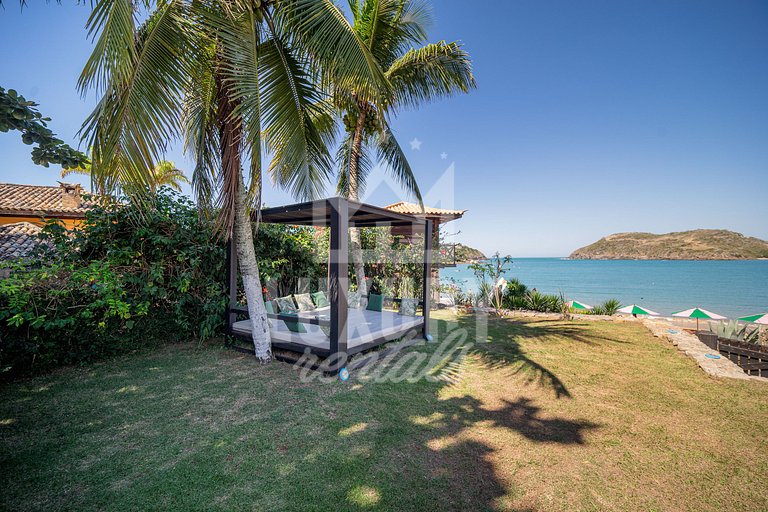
[440,258,768,318]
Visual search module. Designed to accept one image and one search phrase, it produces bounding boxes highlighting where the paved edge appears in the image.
[642,318,767,382]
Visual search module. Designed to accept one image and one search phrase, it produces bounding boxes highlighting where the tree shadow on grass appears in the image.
[0,313,602,511]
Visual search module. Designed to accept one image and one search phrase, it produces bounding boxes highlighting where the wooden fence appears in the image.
[716,337,768,378]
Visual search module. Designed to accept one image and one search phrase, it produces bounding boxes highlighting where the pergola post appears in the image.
[225,234,238,334]
[329,197,349,368]
[422,219,433,339]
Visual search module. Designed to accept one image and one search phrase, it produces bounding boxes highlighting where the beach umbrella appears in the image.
[567,300,593,311]
[617,304,659,316]
[738,313,768,325]
[672,307,726,330]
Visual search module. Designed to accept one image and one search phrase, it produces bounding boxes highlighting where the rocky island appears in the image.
[570,229,768,260]
[453,243,487,263]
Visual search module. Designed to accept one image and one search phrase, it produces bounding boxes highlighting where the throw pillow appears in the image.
[294,293,315,312]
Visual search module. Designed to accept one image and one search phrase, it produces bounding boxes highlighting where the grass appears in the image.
[1,311,767,511]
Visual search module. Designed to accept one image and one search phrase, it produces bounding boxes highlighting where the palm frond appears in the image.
[336,130,373,197]
[355,0,431,69]
[182,38,220,212]
[386,40,476,110]
[257,29,335,201]
[79,0,195,196]
[274,0,389,103]
[375,119,422,204]
[206,5,265,210]
[78,0,137,95]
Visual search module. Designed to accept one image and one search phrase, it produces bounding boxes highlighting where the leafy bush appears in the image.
[525,290,564,313]
[0,190,226,377]
[592,298,622,316]
[254,223,325,299]
[502,278,528,309]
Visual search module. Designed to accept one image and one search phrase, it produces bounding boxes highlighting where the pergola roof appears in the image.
[384,201,466,223]
[258,197,426,227]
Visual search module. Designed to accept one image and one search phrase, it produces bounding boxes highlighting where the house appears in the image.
[0,182,91,263]
[0,221,45,262]
[384,202,466,301]
[384,202,466,249]
[0,182,90,229]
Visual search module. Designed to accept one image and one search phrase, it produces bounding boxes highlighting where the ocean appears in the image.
[440,258,768,318]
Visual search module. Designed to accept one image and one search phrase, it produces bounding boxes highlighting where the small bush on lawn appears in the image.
[592,298,622,316]
[0,189,226,377]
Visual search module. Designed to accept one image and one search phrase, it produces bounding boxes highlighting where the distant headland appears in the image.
[454,243,487,263]
[570,229,768,260]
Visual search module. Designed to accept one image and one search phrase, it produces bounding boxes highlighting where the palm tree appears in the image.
[337,0,476,296]
[78,0,387,362]
[61,159,189,194]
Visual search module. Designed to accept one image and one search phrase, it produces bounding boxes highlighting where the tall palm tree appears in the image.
[337,0,476,297]
[78,0,387,362]
[61,159,190,194]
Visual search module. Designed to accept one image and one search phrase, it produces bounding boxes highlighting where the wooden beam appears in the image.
[422,219,433,339]
[329,197,349,369]
[225,235,238,334]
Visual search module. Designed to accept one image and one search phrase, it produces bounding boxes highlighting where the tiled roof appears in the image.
[0,183,92,217]
[0,222,46,261]
[384,202,466,218]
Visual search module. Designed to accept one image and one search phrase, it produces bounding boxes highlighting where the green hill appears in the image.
[454,243,486,262]
[570,229,768,260]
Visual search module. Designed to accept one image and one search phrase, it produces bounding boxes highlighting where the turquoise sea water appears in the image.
[440,259,768,318]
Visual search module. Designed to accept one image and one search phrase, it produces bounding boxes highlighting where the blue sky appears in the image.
[1,0,766,256]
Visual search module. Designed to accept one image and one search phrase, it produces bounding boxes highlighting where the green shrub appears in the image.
[254,223,325,299]
[592,298,622,316]
[0,189,226,377]
[502,278,528,309]
[524,290,564,313]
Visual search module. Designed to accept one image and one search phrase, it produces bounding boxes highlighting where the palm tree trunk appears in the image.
[234,174,272,363]
[348,106,368,298]
[218,74,272,363]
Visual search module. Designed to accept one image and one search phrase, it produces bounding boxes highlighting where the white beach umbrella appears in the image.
[566,300,593,311]
[738,312,768,325]
[617,304,659,316]
[672,307,726,330]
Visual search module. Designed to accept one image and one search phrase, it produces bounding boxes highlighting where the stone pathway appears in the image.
[643,318,767,382]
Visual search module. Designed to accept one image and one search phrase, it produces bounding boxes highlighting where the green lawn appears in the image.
[2,312,767,511]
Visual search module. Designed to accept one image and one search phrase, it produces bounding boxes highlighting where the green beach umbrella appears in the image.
[672,307,726,330]
[738,313,768,325]
[617,304,659,316]
[567,300,593,311]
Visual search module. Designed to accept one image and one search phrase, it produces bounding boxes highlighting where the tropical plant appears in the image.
[253,223,324,299]
[592,298,622,316]
[77,0,386,362]
[713,320,760,344]
[524,290,564,313]
[336,0,476,296]
[62,158,190,194]
[469,252,511,311]
[0,189,226,377]
[0,86,88,169]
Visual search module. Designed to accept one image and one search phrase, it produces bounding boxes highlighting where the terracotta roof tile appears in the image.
[384,202,466,218]
[0,183,93,217]
[0,222,46,261]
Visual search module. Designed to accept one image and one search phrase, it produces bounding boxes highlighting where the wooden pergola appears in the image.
[224,197,433,369]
